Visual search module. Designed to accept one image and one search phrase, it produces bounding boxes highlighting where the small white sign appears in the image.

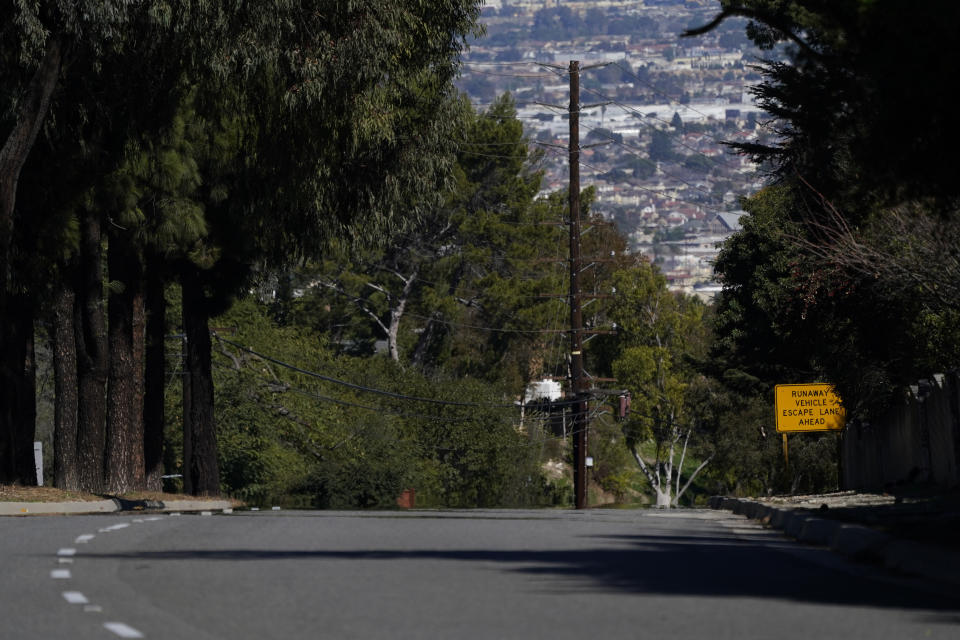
[585,456,594,468]
[34,441,43,486]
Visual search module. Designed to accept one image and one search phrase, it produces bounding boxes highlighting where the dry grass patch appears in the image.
[1,484,242,507]
[0,485,103,503]
[123,491,244,507]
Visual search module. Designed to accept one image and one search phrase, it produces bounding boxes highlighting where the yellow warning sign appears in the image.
[775,384,846,432]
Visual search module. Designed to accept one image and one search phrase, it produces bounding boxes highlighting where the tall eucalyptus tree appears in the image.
[1,1,482,491]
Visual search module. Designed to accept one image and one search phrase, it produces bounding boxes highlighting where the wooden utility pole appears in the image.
[568,60,588,510]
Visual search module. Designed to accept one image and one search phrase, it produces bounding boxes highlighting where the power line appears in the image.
[537,144,728,218]
[610,60,778,134]
[210,361,592,456]
[522,108,743,185]
[577,120,722,201]
[455,140,537,147]
[476,112,560,121]
[403,311,570,335]
[212,359,551,425]
[480,60,753,171]
[608,61,748,135]
[455,148,535,161]
[220,346,654,457]
[469,59,763,148]
[460,67,555,79]
[213,351,617,436]
[298,251,571,305]
[578,87,743,171]
[461,61,543,68]
[216,336,583,410]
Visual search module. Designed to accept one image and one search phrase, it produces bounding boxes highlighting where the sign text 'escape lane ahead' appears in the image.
[775,383,846,432]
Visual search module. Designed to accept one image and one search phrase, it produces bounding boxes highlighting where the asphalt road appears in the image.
[2,508,958,639]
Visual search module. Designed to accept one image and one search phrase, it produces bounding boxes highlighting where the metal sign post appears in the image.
[776,383,846,488]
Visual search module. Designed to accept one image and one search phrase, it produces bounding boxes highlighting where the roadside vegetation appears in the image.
[6,1,955,508]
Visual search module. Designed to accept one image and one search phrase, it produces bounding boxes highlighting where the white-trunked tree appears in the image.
[610,264,712,507]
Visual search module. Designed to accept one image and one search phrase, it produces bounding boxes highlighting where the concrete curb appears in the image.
[0,500,118,516]
[157,499,236,512]
[0,498,238,516]
[708,496,960,588]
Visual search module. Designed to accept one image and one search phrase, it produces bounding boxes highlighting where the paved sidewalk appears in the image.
[709,491,960,588]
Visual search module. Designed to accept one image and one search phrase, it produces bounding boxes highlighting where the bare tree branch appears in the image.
[214,334,243,370]
[786,180,960,311]
[629,446,660,491]
[682,6,824,61]
[318,280,391,336]
[676,454,713,505]
[676,428,690,500]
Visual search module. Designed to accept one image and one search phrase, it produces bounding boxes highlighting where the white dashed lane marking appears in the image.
[57,547,76,563]
[57,515,177,637]
[62,591,89,604]
[103,621,145,638]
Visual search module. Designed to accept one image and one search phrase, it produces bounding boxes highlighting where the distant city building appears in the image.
[458,0,770,299]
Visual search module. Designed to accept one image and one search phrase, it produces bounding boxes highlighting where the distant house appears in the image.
[664,269,694,288]
[705,211,746,234]
[666,211,688,227]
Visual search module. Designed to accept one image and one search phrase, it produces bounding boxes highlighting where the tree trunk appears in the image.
[0,295,37,484]
[0,38,62,294]
[75,209,108,493]
[412,263,463,369]
[22,314,37,483]
[386,268,418,362]
[53,274,79,489]
[387,304,405,362]
[181,332,193,495]
[105,237,146,493]
[143,261,166,492]
[410,311,447,369]
[182,273,220,496]
[0,39,61,485]
[654,487,672,508]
